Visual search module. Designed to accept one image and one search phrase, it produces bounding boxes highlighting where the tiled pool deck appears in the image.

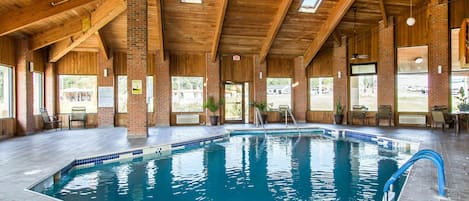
[0,124,467,201]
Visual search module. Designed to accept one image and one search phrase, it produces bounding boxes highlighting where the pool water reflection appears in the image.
[40,134,411,201]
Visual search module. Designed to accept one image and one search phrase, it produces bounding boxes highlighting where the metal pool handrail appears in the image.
[382,149,446,201]
[255,108,267,136]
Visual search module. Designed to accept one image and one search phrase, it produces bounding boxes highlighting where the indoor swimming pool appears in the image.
[32,131,413,201]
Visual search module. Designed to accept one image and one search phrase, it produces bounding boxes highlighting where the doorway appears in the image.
[224,83,249,123]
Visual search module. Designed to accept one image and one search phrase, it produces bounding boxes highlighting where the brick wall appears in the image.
[155,51,170,126]
[126,0,148,137]
[333,36,348,124]
[16,38,35,135]
[378,18,396,125]
[97,51,115,127]
[293,56,306,122]
[428,0,449,108]
[253,55,266,123]
[45,63,56,115]
[205,54,220,124]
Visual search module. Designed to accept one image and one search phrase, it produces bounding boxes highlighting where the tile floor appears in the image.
[0,123,467,201]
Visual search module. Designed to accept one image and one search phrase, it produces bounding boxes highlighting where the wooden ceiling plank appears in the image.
[210,0,228,63]
[378,0,388,27]
[30,18,82,50]
[96,31,109,59]
[0,0,96,36]
[49,0,126,62]
[259,0,293,63]
[303,0,355,67]
[156,0,165,61]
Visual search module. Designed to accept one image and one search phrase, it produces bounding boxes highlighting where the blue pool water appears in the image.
[36,133,412,201]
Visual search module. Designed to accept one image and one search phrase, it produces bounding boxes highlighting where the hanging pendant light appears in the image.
[406,0,415,26]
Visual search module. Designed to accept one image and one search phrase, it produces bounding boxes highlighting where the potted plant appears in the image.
[203,96,224,126]
[456,87,469,112]
[334,98,345,124]
[251,100,268,124]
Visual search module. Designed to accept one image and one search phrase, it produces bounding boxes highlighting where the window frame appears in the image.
[266,77,293,111]
[350,62,377,76]
[349,74,378,111]
[58,75,98,114]
[0,65,13,118]
[33,72,44,115]
[171,76,205,113]
[309,77,334,111]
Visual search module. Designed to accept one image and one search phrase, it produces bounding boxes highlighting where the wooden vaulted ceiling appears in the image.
[0,0,427,64]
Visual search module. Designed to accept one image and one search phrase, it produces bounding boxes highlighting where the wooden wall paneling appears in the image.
[57,52,98,75]
[221,55,253,82]
[0,118,16,138]
[148,53,156,75]
[115,113,127,127]
[450,0,469,29]
[0,36,15,66]
[170,54,206,76]
[306,111,333,123]
[33,50,45,72]
[396,5,428,47]
[267,57,294,77]
[348,27,379,64]
[34,115,42,131]
[308,48,333,77]
[114,52,127,75]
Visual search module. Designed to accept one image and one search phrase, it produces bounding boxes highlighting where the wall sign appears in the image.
[98,87,114,107]
[132,80,142,94]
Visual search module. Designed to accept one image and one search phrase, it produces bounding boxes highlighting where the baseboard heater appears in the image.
[399,114,426,126]
[176,114,200,125]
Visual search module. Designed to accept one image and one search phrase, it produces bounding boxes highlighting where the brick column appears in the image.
[428,0,449,108]
[127,0,148,137]
[155,51,170,126]
[253,55,266,123]
[97,51,115,127]
[378,17,396,125]
[293,56,306,122]
[253,55,267,102]
[333,36,348,124]
[16,38,34,135]
[205,54,220,124]
[44,63,56,115]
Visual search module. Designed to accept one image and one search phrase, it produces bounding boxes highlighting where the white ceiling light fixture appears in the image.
[406,0,416,26]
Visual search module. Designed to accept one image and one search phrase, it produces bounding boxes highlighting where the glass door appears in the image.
[224,83,244,123]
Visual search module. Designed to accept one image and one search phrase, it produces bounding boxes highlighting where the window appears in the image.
[310,77,333,111]
[450,29,469,112]
[350,75,377,111]
[299,0,323,13]
[117,76,127,113]
[0,65,13,118]
[267,78,292,110]
[397,46,428,112]
[117,75,154,113]
[59,75,97,113]
[172,76,204,112]
[33,72,43,115]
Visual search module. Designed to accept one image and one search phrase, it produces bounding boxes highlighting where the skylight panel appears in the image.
[181,0,202,4]
[299,0,323,13]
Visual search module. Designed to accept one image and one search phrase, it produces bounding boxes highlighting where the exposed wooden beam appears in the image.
[30,18,83,50]
[378,0,388,27]
[72,47,100,52]
[49,0,126,62]
[259,0,293,63]
[0,0,96,36]
[95,31,109,59]
[303,0,355,67]
[210,0,228,63]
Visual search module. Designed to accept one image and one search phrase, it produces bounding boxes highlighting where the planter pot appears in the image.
[261,114,268,124]
[334,114,344,125]
[209,115,219,126]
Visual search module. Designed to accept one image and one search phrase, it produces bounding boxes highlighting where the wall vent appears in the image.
[176,114,199,124]
[399,114,426,125]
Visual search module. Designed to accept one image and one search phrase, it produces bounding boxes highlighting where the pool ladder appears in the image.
[282,107,300,134]
[382,149,446,201]
[254,108,267,136]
